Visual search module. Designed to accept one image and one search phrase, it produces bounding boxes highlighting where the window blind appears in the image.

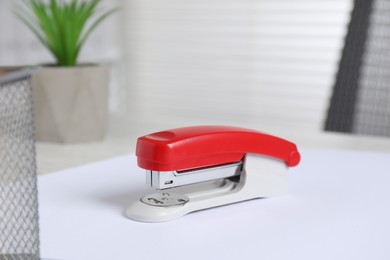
[123,0,353,134]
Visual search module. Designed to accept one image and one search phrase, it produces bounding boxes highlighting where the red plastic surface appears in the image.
[136,126,301,171]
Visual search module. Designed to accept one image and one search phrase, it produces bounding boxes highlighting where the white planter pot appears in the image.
[32,65,108,143]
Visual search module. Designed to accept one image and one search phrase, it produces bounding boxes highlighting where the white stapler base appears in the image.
[126,153,288,222]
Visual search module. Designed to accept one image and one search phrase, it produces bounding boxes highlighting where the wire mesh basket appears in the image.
[0,68,40,260]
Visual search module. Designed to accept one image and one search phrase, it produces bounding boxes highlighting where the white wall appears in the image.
[122,0,353,139]
[0,0,357,144]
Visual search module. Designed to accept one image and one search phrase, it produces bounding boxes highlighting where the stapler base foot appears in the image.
[126,154,288,222]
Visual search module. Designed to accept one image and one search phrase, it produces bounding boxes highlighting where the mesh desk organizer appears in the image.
[0,68,40,260]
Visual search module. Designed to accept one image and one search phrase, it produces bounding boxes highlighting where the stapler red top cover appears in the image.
[136,126,301,171]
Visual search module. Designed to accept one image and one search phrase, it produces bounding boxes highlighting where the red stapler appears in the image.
[126,126,301,222]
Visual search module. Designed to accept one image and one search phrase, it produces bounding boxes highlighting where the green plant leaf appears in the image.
[30,0,64,63]
[77,8,117,54]
[14,10,50,51]
[14,0,116,66]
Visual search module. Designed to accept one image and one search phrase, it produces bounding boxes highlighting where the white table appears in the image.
[38,148,390,260]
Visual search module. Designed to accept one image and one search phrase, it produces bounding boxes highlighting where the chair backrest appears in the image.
[0,68,40,259]
[325,0,390,137]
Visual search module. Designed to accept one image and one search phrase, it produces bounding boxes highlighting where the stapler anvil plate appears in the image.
[126,126,301,222]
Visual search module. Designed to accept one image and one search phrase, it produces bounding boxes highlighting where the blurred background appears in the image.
[1,0,390,173]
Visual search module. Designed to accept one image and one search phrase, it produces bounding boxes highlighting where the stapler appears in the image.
[126,126,300,222]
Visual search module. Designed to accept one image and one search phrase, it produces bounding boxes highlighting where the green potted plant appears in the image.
[15,0,116,143]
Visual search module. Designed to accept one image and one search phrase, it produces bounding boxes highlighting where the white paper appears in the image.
[39,148,390,260]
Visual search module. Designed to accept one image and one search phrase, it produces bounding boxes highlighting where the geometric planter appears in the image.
[32,64,109,143]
